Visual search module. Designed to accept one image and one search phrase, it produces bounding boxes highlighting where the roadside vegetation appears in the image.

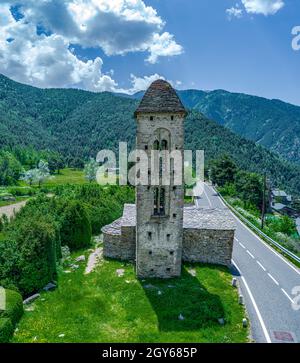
[211,155,300,257]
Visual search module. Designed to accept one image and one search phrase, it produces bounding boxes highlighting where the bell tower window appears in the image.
[153,187,165,216]
[161,139,168,150]
[153,140,159,150]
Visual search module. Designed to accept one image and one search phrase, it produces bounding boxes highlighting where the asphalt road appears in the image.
[195,183,300,343]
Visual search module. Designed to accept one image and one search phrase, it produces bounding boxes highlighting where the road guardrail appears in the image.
[217,191,300,265]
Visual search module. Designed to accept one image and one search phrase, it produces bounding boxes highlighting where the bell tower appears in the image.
[134,80,187,278]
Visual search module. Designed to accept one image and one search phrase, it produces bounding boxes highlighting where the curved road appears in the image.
[0,201,27,219]
[196,183,300,343]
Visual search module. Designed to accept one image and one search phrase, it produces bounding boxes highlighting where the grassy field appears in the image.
[44,168,86,186]
[12,247,249,343]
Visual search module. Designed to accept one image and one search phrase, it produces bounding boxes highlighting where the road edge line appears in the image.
[232,259,272,343]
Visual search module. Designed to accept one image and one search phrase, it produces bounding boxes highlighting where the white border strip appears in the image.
[281,288,294,304]
[232,259,272,343]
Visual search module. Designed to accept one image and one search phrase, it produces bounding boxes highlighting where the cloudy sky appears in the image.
[0,0,299,104]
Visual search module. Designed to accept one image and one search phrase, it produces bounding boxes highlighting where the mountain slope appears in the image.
[177,89,300,164]
[129,89,300,164]
[0,74,300,195]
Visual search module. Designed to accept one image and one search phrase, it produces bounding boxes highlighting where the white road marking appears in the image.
[203,186,212,208]
[247,250,255,259]
[256,261,266,271]
[268,273,279,286]
[281,288,294,304]
[208,184,300,277]
[239,242,246,249]
[235,237,239,242]
[232,260,271,343]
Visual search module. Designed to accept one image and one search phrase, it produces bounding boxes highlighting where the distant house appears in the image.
[271,203,298,217]
[270,190,299,217]
[271,189,292,205]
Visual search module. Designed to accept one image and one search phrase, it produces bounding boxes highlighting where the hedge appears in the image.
[60,200,92,251]
[0,318,14,343]
[0,289,23,326]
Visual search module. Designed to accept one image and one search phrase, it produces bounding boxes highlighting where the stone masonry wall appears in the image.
[103,227,136,262]
[103,232,123,260]
[182,229,234,267]
[103,225,234,267]
[136,112,185,278]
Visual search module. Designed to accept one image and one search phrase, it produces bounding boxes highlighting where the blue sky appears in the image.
[1,0,300,105]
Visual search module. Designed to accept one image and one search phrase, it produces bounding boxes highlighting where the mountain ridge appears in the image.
[1,73,300,195]
[122,88,300,164]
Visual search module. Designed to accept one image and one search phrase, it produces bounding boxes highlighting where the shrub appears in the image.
[267,215,296,236]
[0,318,14,343]
[60,200,92,251]
[14,218,57,296]
[0,239,20,291]
[0,289,23,326]
[218,183,237,197]
[7,187,36,197]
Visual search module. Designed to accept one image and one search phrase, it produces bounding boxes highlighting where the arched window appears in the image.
[161,139,168,150]
[153,188,159,216]
[153,140,159,150]
[160,188,165,215]
[159,157,163,178]
[153,187,165,216]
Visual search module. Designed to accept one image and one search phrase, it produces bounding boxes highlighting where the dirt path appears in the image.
[0,201,27,219]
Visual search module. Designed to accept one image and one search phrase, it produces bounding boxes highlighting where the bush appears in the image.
[218,183,237,197]
[60,200,92,251]
[267,215,296,236]
[0,289,23,326]
[0,239,20,291]
[7,187,36,197]
[0,318,14,343]
[14,218,57,296]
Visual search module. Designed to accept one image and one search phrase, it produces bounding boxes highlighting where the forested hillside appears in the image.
[1,74,300,194]
[129,89,300,164]
[177,89,300,164]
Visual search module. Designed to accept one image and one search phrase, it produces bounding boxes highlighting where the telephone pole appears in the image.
[261,172,267,229]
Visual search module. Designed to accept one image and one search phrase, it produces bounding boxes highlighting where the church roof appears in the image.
[102,204,236,233]
[134,79,187,117]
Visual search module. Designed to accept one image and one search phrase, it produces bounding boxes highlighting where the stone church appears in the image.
[102,80,235,279]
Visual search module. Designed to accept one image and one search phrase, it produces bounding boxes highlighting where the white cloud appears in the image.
[0,4,118,91]
[120,73,182,95]
[146,32,183,64]
[0,1,183,91]
[226,6,243,20]
[241,0,284,16]
[4,0,182,62]
[124,73,165,94]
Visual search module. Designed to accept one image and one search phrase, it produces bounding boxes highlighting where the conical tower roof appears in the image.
[134,79,187,117]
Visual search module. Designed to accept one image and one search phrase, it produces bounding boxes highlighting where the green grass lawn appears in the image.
[12,248,249,343]
[44,168,86,186]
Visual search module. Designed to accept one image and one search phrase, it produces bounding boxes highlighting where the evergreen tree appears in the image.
[84,158,98,183]
[210,155,237,187]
